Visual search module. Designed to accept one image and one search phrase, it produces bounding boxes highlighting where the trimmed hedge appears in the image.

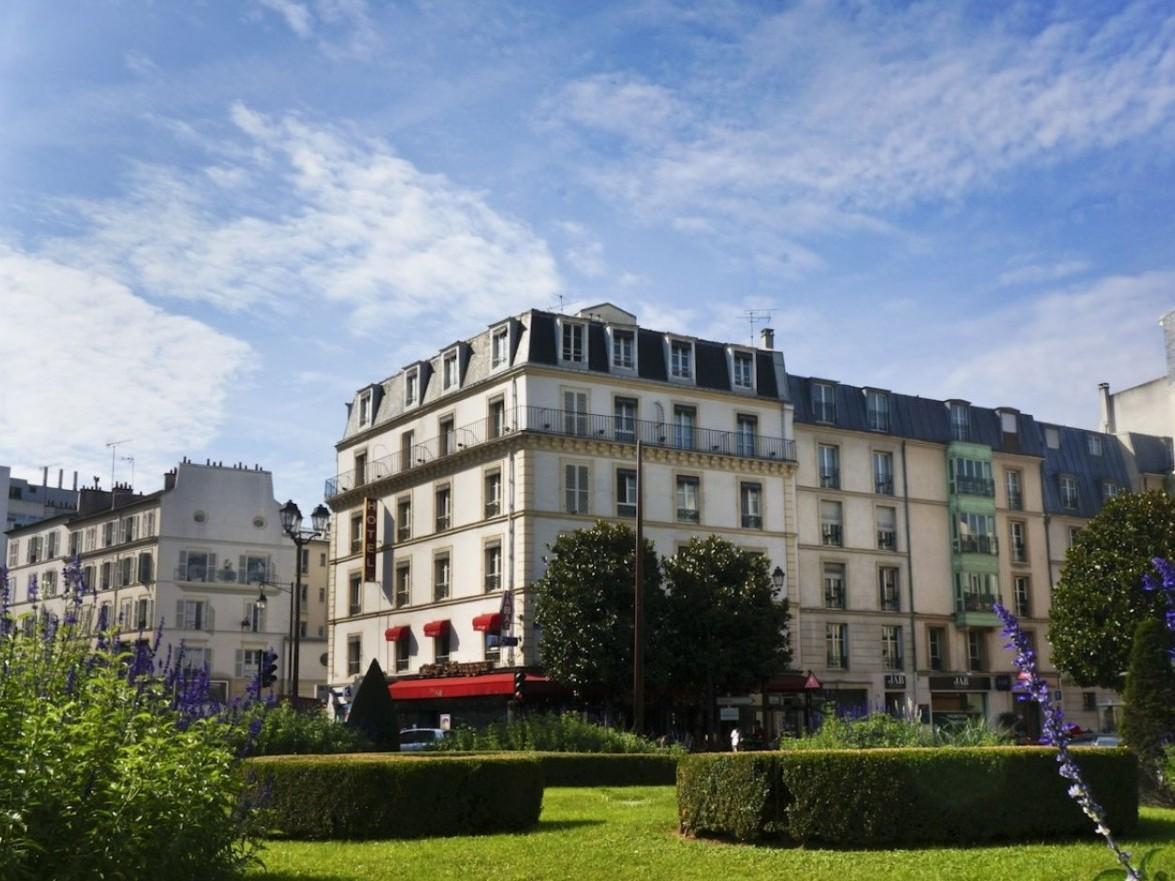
[535,752,678,787]
[246,754,543,839]
[678,747,1138,846]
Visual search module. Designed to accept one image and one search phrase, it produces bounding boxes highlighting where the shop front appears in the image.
[929,673,990,728]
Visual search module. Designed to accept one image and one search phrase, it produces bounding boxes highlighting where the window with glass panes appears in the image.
[866,390,890,431]
[488,398,505,438]
[949,402,970,440]
[484,544,502,592]
[952,458,994,496]
[955,512,996,554]
[491,327,509,368]
[818,445,840,488]
[561,322,585,363]
[676,475,700,523]
[405,371,418,405]
[882,625,903,670]
[438,417,456,456]
[563,390,588,436]
[484,471,502,517]
[347,636,361,676]
[434,628,451,663]
[812,383,836,423]
[348,573,362,615]
[873,450,894,495]
[395,638,410,673]
[876,506,897,550]
[484,632,501,662]
[673,405,695,450]
[928,627,946,671]
[967,631,985,671]
[395,563,410,607]
[614,397,637,442]
[740,482,762,528]
[1060,475,1079,510]
[442,351,458,389]
[435,486,452,531]
[1009,521,1027,562]
[879,567,900,611]
[820,500,843,546]
[1014,575,1031,616]
[670,340,692,378]
[826,623,848,669]
[612,330,635,369]
[732,352,753,389]
[1006,469,1023,510]
[823,563,846,608]
[616,469,637,517]
[396,497,411,541]
[565,464,589,514]
[434,554,451,601]
[736,414,757,456]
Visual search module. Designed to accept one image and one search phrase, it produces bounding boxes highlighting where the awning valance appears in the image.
[389,672,558,701]
[384,626,409,642]
[472,613,502,632]
[423,619,449,638]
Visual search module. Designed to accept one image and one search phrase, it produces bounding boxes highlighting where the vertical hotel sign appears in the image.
[362,497,378,582]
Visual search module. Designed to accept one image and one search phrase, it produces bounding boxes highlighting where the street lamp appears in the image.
[277,499,330,701]
[772,567,786,593]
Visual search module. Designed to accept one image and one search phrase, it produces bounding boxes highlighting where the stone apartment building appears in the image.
[324,303,1171,735]
[4,460,325,701]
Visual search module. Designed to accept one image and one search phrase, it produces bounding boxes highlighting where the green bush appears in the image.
[246,754,543,839]
[441,712,679,754]
[782,712,1009,750]
[250,702,373,756]
[678,748,1138,846]
[535,752,678,787]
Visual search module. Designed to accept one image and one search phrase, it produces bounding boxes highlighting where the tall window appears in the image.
[100,562,112,591]
[865,390,890,432]
[1103,481,1121,500]
[876,506,896,551]
[484,471,502,518]
[1006,469,1023,510]
[1014,575,1031,617]
[616,469,637,518]
[561,322,585,363]
[565,464,590,515]
[348,573,362,616]
[488,398,505,439]
[350,513,362,554]
[670,340,692,379]
[563,390,588,436]
[434,554,451,601]
[955,512,996,554]
[614,397,637,442]
[740,482,762,529]
[879,567,900,611]
[1009,521,1027,563]
[396,497,411,542]
[820,500,843,547]
[347,636,361,676]
[1060,475,1079,511]
[928,627,946,671]
[812,382,836,423]
[873,451,894,495]
[612,329,635,369]
[673,405,696,450]
[442,351,458,390]
[732,352,754,389]
[952,458,994,496]
[491,327,509,368]
[826,623,848,670]
[484,544,502,592]
[818,445,840,489]
[395,563,410,607]
[102,523,114,547]
[137,553,153,585]
[434,629,451,664]
[405,371,418,406]
[735,414,757,457]
[676,475,700,523]
[179,550,215,582]
[881,625,903,671]
[435,486,452,532]
[358,393,371,426]
[967,631,985,671]
[401,430,415,469]
[1088,434,1103,456]
[438,417,456,456]
[176,599,210,631]
[243,598,264,633]
[395,639,410,673]
[823,563,846,609]
[949,402,970,440]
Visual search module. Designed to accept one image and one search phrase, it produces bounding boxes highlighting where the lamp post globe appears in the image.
[279,499,302,536]
[772,566,786,591]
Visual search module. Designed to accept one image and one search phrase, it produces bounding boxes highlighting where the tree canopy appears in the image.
[1119,617,1175,776]
[533,521,662,700]
[1048,490,1175,688]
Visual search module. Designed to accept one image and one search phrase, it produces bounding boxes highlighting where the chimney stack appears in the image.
[1161,310,1175,383]
[760,327,775,350]
[57,468,63,489]
[1098,382,1116,434]
[72,471,78,491]
[42,466,48,487]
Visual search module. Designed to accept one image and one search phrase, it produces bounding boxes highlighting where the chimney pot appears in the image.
[760,327,775,350]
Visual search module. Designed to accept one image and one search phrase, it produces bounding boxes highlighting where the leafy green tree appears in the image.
[1049,491,1175,688]
[661,536,791,735]
[1120,618,1175,783]
[533,521,662,706]
[347,659,399,750]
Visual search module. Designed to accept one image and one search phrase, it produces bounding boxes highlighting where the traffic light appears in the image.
[513,670,526,702]
[260,650,279,689]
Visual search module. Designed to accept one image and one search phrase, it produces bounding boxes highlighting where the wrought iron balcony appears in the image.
[950,475,995,497]
[326,404,797,499]
[955,591,997,613]
[953,535,999,555]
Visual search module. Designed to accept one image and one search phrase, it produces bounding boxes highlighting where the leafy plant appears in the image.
[440,712,679,754]
[250,700,373,756]
[1121,618,1175,788]
[782,712,1009,750]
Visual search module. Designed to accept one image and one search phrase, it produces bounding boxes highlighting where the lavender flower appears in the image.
[994,600,1141,881]
[1142,557,1175,658]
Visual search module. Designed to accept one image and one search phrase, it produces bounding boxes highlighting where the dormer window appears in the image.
[405,370,418,407]
[491,326,510,369]
[358,392,372,427]
[732,351,754,390]
[812,382,836,424]
[561,322,586,364]
[1045,427,1060,449]
[865,389,890,432]
[669,339,693,380]
[612,329,635,370]
[948,401,970,441]
[442,350,459,391]
[1088,434,1103,456]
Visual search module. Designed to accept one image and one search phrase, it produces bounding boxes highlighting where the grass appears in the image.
[251,786,1175,881]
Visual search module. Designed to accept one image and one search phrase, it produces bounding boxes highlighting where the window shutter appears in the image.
[175,600,186,630]
[239,555,247,583]
[207,554,217,582]
[178,551,187,580]
[145,599,153,627]
[205,603,215,632]
[234,649,244,679]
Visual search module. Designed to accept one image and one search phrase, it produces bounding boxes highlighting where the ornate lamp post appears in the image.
[260,499,329,701]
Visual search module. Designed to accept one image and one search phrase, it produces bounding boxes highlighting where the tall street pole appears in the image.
[633,440,645,734]
[292,540,304,701]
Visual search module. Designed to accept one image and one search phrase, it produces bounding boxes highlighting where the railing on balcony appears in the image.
[875,477,894,496]
[1007,491,1023,511]
[877,529,897,551]
[951,475,995,497]
[953,535,999,555]
[821,524,843,547]
[955,591,998,613]
[173,564,277,584]
[326,404,799,499]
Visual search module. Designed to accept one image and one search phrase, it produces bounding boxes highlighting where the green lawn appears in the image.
[252,786,1175,881]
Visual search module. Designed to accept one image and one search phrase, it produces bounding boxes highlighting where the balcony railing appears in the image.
[819,470,840,489]
[875,477,894,496]
[1007,491,1023,511]
[821,524,843,547]
[877,530,897,551]
[173,564,277,584]
[951,475,995,497]
[955,591,997,613]
[953,535,999,555]
[326,404,798,499]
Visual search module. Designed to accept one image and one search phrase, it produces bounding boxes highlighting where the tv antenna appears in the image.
[105,439,132,490]
[744,309,773,347]
[549,293,568,314]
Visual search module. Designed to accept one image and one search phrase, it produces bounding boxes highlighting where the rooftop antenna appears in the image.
[744,309,773,347]
[105,439,131,499]
[549,293,568,314]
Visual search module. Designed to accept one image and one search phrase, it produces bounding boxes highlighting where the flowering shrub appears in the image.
[0,558,265,881]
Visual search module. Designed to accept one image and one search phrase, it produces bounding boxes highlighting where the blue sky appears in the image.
[1,1,1173,505]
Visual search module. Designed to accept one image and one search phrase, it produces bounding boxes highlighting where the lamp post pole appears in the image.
[278,500,330,703]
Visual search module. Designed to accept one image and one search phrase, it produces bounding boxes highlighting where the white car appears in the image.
[399,728,451,751]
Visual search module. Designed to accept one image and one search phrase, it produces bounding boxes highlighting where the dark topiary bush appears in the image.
[678,747,1138,847]
[535,753,678,787]
[346,659,399,750]
[246,754,542,839]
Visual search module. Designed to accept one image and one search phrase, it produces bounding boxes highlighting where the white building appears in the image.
[1,466,81,563]
[4,460,323,701]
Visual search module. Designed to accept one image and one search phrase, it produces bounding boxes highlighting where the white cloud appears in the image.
[43,104,562,334]
[255,0,378,57]
[997,259,1092,287]
[0,247,253,486]
[557,220,607,278]
[122,51,158,78]
[258,0,314,38]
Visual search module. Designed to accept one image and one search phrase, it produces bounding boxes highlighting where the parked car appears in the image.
[1070,733,1122,748]
[399,728,451,751]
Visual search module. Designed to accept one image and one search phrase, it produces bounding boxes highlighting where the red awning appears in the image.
[384,626,409,642]
[423,619,449,638]
[390,672,555,701]
[472,613,502,632]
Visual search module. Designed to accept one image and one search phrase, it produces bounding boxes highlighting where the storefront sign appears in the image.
[719,707,740,721]
[499,588,514,638]
[883,673,907,689]
[362,497,378,582]
[994,674,1012,691]
[929,675,992,692]
[419,661,495,678]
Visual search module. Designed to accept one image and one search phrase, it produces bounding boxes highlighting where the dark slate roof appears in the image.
[695,342,729,391]
[1128,432,1174,474]
[1039,425,1134,518]
[527,311,557,364]
[637,329,667,381]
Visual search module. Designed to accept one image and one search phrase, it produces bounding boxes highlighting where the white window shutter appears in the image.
[205,603,215,632]
[178,551,187,580]
[208,553,217,582]
[234,649,244,679]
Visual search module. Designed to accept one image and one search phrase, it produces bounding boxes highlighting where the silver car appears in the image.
[399,727,451,751]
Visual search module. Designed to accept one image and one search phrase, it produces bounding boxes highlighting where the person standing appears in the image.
[730,726,741,752]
